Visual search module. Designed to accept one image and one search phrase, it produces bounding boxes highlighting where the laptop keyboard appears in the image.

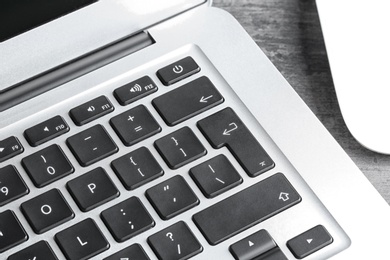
[0,52,347,259]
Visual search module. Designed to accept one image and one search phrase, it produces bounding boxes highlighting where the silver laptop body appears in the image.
[1,0,389,259]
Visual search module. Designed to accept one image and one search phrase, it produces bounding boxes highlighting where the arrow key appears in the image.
[230,230,278,260]
[287,225,333,259]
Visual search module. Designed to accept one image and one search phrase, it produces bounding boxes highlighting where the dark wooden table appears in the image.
[213,0,390,204]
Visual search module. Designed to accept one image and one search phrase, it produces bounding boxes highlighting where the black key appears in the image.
[190,154,242,198]
[21,189,74,234]
[8,240,58,260]
[104,244,150,260]
[193,173,301,245]
[110,105,161,146]
[153,76,223,126]
[157,56,200,86]
[111,147,163,190]
[146,175,199,220]
[22,144,74,188]
[24,116,69,147]
[0,136,23,162]
[0,210,28,253]
[0,165,28,206]
[148,221,202,260]
[67,167,119,212]
[67,124,118,167]
[287,225,333,259]
[55,218,109,260]
[154,127,206,169]
[69,95,114,126]
[101,197,155,242]
[253,247,288,260]
[114,76,158,105]
[230,230,276,260]
[198,108,275,177]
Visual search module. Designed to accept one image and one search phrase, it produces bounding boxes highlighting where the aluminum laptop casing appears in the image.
[1,1,390,259]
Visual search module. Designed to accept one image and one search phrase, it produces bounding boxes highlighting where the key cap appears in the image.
[8,240,58,260]
[152,76,224,126]
[22,144,74,188]
[148,221,202,260]
[67,167,119,212]
[101,197,155,242]
[198,107,275,177]
[21,189,74,234]
[0,165,29,206]
[157,56,200,86]
[55,218,109,260]
[146,175,199,220]
[67,124,118,167]
[104,243,150,260]
[190,154,242,198]
[154,127,206,169]
[0,210,28,253]
[253,247,288,260]
[111,147,164,190]
[114,76,158,105]
[69,96,114,126]
[287,225,333,259]
[193,173,301,245]
[24,116,69,147]
[0,136,23,162]
[230,230,277,260]
[110,105,161,146]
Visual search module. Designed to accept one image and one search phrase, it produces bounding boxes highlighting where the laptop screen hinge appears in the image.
[0,31,154,112]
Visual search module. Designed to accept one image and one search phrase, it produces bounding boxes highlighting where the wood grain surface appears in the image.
[213,0,390,203]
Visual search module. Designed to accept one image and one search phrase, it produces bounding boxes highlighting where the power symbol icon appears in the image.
[173,65,184,74]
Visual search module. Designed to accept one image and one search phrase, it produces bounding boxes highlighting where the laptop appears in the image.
[316,0,390,154]
[0,0,389,259]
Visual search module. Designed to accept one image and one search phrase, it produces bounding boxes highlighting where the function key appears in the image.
[157,56,200,86]
[69,96,114,126]
[0,165,29,207]
[101,197,155,242]
[198,108,274,177]
[114,76,158,105]
[0,210,28,253]
[154,127,206,169]
[8,240,58,260]
[67,125,118,167]
[148,221,202,260]
[24,116,69,147]
[0,136,24,162]
[152,76,224,126]
[146,175,199,220]
[22,144,74,188]
[67,167,119,212]
[21,189,74,234]
[55,218,109,260]
[190,154,242,198]
[287,225,333,259]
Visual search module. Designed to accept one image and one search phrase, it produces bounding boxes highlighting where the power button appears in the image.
[157,56,200,86]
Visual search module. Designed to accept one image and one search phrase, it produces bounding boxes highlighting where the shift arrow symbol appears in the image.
[200,95,213,103]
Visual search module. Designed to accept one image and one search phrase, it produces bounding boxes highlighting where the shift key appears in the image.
[193,173,301,245]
